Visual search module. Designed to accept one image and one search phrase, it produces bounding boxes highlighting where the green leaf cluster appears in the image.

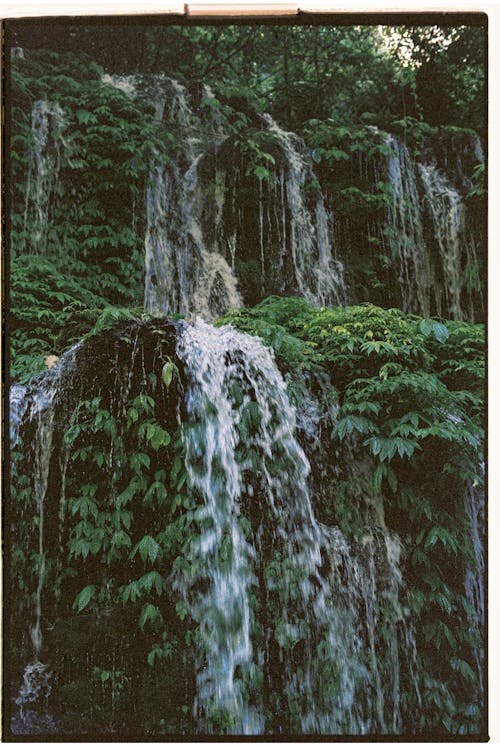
[221,296,484,734]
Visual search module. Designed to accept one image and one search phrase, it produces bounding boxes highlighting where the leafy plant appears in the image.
[221,297,485,734]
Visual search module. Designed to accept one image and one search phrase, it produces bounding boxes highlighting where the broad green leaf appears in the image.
[432,322,449,344]
[139,603,162,630]
[149,424,171,451]
[73,584,96,612]
[162,360,174,388]
[132,535,160,565]
[419,319,434,337]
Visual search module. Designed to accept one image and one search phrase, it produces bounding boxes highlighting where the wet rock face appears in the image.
[9,318,182,727]
[136,78,484,322]
[17,73,484,323]
[142,79,347,320]
[8,65,485,737]
[21,100,67,256]
[8,317,441,736]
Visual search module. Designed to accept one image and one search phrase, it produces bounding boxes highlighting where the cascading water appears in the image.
[138,76,347,317]
[175,320,417,735]
[262,114,347,307]
[9,58,485,737]
[175,321,263,734]
[464,478,485,690]
[143,79,241,320]
[418,161,477,320]
[101,72,137,98]
[12,662,54,735]
[382,133,431,316]
[21,99,67,255]
[359,126,484,321]
[10,384,28,446]
[17,71,481,323]
[10,346,80,733]
[8,308,484,735]
[144,156,202,317]
[30,387,56,658]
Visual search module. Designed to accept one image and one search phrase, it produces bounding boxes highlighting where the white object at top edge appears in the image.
[2,0,490,19]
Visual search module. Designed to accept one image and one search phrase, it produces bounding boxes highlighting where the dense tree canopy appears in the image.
[9,21,485,132]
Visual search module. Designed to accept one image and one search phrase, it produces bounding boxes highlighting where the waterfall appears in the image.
[21,99,67,255]
[372,129,483,321]
[141,79,346,317]
[101,73,137,98]
[10,384,28,446]
[139,104,482,322]
[7,311,483,735]
[144,80,241,320]
[144,157,201,316]
[9,58,485,736]
[12,662,55,735]
[10,347,80,732]
[9,382,53,734]
[30,386,56,658]
[13,67,484,322]
[464,479,485,690]
[418,162,473,320]
[175,321,264,734]
[144,153,241,320]
[104,72,240,318]
[383,133,431,316]
[263,114,346,307]
[11,374,58,659]
[175,320,415,734]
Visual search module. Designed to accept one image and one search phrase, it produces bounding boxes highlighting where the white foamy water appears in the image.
[21,99,67,255]
[175,320,416,734]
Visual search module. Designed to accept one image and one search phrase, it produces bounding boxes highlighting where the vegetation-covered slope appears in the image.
[9,24,485,380]
[7,19,486,738]
[9,300,484,735]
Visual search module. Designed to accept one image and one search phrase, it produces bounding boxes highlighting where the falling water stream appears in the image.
[175,320,418,734]
[9,69,485,736]
[464,477,485,691]
[140,77,347,317]
[382,132,431,316]
[10,347,80,733]
[418,162,476,320]
[262,114,346,307]
[8,316,483,735]
[143,79,241,319]
[21,99,67,255]
[17,74,482,322]
[10,384,55,732]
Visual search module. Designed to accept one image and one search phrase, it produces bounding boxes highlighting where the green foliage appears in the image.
[73,584,96,612]
[9,252,155,382]
[9,38,485,347]
[10,255,110,381]
[11,23,484,133]
[10,322,201,734]
[8,25,485,735]
[221,296,484,734]
[467,162,485,200]
[9,301,484,734]
[383,26,485,131]
[233,129,279,182]
[161,359,177,388]
[10,50,158,319]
